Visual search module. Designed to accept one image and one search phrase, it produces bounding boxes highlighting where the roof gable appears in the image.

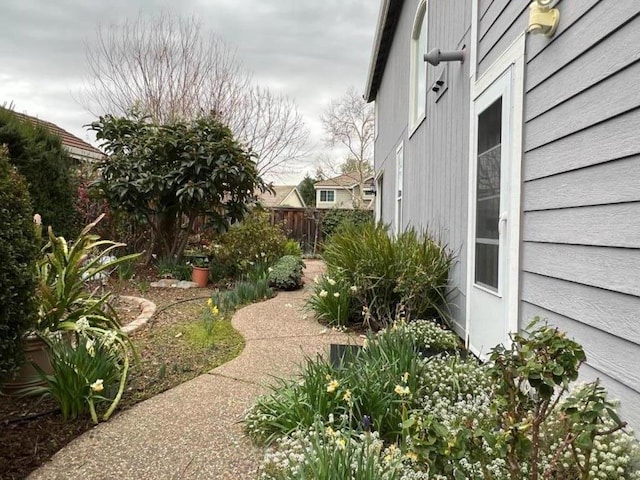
[257,185,306,208]
[314,173,375,189]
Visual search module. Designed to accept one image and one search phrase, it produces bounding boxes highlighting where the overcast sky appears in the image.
[0,0,379,183]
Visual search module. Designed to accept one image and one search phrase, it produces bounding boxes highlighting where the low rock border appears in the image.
[119,296,157,334]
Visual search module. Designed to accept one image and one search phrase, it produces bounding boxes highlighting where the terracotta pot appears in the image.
[1,334,52,396]
[191,266,210,287]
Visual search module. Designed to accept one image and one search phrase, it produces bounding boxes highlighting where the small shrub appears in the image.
[154,256,191,281]
[211,209,287,278]
[0,147,38,377]
[268,255,305,291]
[283,239,303,257]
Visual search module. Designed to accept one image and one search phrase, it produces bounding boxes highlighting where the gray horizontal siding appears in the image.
[526,6,639,120]
[524,156,640,210]
[523,203,640,248]
[525,60,640,151]
[522,243,640,298]
[526,1,640,90]
[521,0,640,430]
[524,107,640,180]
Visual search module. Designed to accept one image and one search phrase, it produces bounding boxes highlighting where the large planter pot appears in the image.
[191,266,210,288]
[1,334,52,396]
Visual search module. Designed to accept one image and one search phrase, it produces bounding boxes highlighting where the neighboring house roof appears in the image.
[11,111,105,162]
[314,173,375,189]
[257,185,306,208]
[365,0,405,102]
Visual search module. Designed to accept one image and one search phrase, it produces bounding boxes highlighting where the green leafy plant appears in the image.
[36,215,140,334]
[321,208,373,240]
[268,255,305,290]
[321,223,453,328]
[211,209,287,278]
[25,329,129,424]
[89,112,268,260]
[0,146,39,378]
[209,274,274,315]
[283,239,303,257]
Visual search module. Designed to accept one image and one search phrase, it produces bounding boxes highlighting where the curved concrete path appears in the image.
[29,260,360,480]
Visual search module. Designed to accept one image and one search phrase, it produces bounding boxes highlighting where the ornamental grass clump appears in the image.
[317,222,453,329]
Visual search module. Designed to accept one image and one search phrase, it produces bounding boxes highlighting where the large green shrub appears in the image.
[318,223,453,328]
[320,208,373,240]
[0,146,38,377]
[268,255,304,291]
[211,209,287,279]
[0,108,79,239]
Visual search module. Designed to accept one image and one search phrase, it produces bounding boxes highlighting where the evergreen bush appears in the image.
[0,108,79,239]
[0,145,39,377]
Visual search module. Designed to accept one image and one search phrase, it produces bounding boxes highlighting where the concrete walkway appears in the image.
[30,260,359,480]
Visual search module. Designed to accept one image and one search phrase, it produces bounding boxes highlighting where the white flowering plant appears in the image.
[247,318,640,479]
[306,274,356,327]
[23,330,126,424]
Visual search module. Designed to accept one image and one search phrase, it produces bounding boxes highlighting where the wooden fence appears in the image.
[269,207,323,254]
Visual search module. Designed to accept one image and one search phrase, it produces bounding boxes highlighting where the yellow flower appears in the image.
[207,298,212,307]
[319,290,328,298]
[404,451,418,462]
[343,389,352,402]
[394,385,410,396]
[327,379,340,393]
[336,438,346,450]
[209,304,219,316]
[402,372,409,383]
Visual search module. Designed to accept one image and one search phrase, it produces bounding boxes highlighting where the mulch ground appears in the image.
[0,269,242,480]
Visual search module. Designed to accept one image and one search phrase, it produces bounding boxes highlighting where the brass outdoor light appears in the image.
[527,0,560,37]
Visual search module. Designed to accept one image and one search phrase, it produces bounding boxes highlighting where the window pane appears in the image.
[475,98,502,291]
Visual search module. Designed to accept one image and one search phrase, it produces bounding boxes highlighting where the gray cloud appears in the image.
[0,0,379,180]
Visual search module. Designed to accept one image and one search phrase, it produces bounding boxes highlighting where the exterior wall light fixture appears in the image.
[423,48,465,66]
[527,0,560,37]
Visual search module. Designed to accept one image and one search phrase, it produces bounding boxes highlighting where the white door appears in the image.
[467,37,524,358]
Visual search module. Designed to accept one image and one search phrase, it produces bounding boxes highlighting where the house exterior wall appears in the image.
[281,190,305,208]
[517,0,640,429]
[373,0,640,428]
[374,0,472,336]
[315,188,355,209]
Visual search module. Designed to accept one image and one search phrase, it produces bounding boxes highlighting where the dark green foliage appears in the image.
[320,222,453,328]
[268,255,305,291]
[0,108,79,239]
[0,146,39,377]
[89,112,268,260]
[211,209,288,279]
[320,208,373,240]
[297,175,316,207]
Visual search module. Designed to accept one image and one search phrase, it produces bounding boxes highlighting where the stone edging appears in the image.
[119,296,157,334]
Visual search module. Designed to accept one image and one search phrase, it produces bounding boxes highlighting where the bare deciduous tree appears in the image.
[320,86,374,208]
[83,12,309,176]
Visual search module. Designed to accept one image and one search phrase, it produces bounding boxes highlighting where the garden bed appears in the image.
[0,278,244,479]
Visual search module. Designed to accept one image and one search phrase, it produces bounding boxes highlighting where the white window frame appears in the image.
[395,142,404,234]
[409,0,428,135]
[319,189,336,203]
[375,172,384,223]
